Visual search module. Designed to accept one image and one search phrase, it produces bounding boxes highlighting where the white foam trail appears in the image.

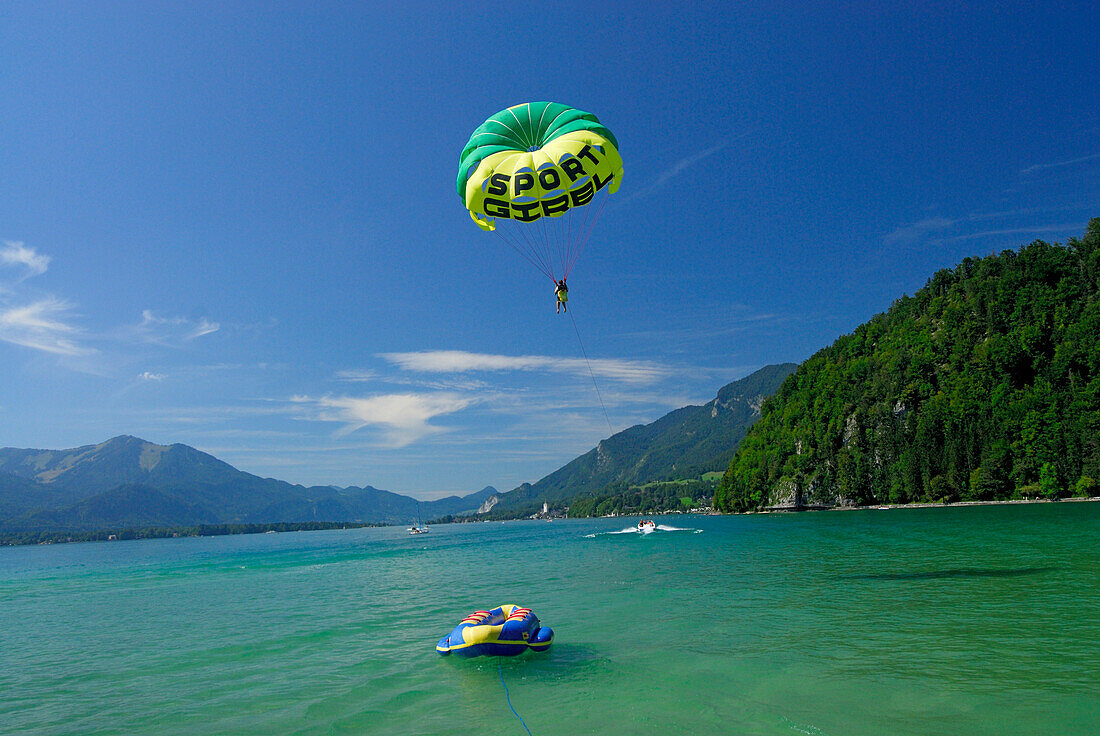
[582,527,643,537]
[584,524,702,537]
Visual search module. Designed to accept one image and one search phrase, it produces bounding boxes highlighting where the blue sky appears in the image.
[1,2,1097,498]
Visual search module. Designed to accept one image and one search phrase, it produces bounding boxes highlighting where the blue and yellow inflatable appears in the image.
[436,605,553,657]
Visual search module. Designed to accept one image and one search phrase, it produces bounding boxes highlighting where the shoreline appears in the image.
[763,495,1100,513]
[6,497,1097,547]
[0,520,384,548]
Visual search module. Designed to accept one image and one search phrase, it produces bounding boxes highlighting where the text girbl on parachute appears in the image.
[457,102,623,283]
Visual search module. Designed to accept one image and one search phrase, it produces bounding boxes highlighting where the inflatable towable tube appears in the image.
[436,604,553,657]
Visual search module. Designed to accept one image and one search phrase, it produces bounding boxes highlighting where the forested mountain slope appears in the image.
[488,363,796,515]
[716,219,1100,511]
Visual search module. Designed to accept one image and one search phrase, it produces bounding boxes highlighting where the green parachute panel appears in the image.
[457,102,620,201]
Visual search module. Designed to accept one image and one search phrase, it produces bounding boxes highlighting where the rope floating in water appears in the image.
[499,660,534,736]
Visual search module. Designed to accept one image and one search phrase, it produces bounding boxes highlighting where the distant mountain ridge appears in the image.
[0,435,242,499]
[0,436,496,532]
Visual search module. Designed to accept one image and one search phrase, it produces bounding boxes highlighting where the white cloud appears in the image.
[379,350,668,384]
[621,138,743,203]
[882,217,957,246]
[884,208,1094,248]
[944,224,1083,242]
[0,297,93,355]
[650,142,729,188]
[334,369,378,382]
[1,241,50,278]
[190,319,219,339]
[295,392,478,447]
[134,309,220,344]
[0,242,222,369]
[1020,152,1100,175]
[138,371,166,381]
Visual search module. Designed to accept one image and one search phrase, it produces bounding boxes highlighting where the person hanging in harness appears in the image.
[555,278,569,314]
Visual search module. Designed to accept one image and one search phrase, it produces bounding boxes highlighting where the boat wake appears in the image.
[584,524,701,538]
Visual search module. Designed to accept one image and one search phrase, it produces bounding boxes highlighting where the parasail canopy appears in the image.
[457,102,622,282]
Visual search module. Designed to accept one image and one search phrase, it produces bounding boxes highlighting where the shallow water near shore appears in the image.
[3,502,1098,735]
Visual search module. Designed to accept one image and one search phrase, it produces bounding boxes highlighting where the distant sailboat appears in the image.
[408,502,429,534]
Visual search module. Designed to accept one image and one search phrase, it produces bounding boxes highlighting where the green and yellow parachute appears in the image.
[457,102,622,282]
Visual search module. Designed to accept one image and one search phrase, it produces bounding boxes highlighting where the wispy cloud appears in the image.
[335,369,377,382]
[379,350,668,384]
[882,217,957,246]
[648,142,729,189]
[944,224,1084,242]
[622,134,752,203]
[0,297,94,355]
[615,315,788,344]
[0,241,50,279]
[883,208,1093,248]
[138,371,166,381]
[336,367,495,392]
[294,392,478,447]
[1,241,223,366]
[1020,152,1100,175]
[130,309,220,345]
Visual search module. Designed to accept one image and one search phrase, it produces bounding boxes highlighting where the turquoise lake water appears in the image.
[2,502,1098,735]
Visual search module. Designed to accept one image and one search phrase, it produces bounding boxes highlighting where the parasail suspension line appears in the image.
[568,310,614,435]
[566,186,611,279]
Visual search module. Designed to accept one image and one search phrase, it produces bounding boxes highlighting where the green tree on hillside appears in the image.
[716,219,1100,511]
